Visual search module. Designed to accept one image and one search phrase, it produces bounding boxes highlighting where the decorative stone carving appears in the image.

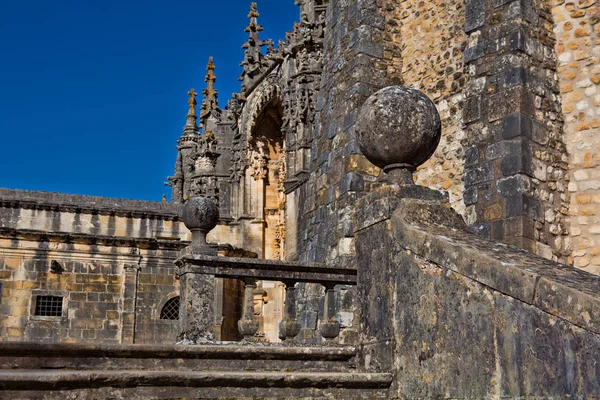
[181,197,219,254]
[250,142,269,181]
[274,149,287,260]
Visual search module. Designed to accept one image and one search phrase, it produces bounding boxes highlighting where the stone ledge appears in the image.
[0,188,183,220]
[0,228,188,250]
[0,342,356,361]
[391,198,600,335]
[0,370,393,390]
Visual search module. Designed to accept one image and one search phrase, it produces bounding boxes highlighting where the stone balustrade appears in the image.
[176,254,355,343]
[176,197,354,344]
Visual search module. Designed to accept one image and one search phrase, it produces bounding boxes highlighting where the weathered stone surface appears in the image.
[355,186,600,398]
[0,370,393,399]
[0,342,357,372]
[462,0,570,263]
[357,86,442,172]
[178,272,215,343]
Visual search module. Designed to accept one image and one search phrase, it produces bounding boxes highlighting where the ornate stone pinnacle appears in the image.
[200,57,221,128]
[356,86,442,185]
[239,2,267,93]
[203,57,217,104]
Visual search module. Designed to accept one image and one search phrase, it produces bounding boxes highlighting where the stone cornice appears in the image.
[0,188,183,221]
[0,227,189,251]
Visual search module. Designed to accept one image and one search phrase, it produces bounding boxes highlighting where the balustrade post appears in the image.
[238,278,260,341]
[278,280,301,343]
[319,284,340,343]
[178,197,219,344]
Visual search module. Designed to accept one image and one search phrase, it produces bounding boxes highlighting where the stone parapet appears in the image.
[355,187,600,398]
[0,188,183,219]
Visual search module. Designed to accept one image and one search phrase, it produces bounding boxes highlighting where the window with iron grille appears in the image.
[160,296,180,320]
[34,296,63,317]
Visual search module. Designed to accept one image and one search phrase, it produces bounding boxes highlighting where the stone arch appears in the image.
[245,75,283,141]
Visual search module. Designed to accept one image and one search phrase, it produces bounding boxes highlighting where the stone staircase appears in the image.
[0,342,392,399]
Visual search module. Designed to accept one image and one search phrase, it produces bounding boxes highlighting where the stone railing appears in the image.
[177,254,356,342]
[175,197,355,344]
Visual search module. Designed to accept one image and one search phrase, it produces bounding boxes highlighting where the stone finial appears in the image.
[200,57,220,128]
[182,197,219,254]
[357,86,441,185]
[184,89,199,136]
[248,2,260,18]
[187,88,198,117]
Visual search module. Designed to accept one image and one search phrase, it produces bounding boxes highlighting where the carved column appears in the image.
[278,280,301,342]
[319,283,340,343]
[237,278,260,341]
[120,263,140,344]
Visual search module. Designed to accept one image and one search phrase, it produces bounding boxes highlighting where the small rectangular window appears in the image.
[34,296,63,317]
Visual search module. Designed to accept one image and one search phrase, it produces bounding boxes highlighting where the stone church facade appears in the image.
[2,0,600,345]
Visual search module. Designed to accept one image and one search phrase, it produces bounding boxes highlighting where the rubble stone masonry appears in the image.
[553,0,600,274]
[382,0,469,215]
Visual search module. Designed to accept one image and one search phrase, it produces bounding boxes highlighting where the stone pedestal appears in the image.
[178,266,216,343]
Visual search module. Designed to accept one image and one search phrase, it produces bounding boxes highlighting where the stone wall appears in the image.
[0,189,187,344]
[553,0,600,274]
[462,0,570,262]
[291,0,392,343]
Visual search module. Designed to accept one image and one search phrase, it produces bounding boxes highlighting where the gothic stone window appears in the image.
[160,296,180,320]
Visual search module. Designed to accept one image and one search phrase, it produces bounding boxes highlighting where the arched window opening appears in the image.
[160,296,180,320]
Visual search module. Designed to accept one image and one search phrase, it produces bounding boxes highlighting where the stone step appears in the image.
[0,342,356,372]
[0,369,393,399]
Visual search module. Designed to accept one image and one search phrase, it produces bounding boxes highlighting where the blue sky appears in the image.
[0,0,298,201]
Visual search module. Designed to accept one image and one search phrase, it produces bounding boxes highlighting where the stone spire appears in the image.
[184,88,199,137]
[238,2,268,94]
[200,57,220,128]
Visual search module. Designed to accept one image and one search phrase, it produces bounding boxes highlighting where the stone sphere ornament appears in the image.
[357,86,442,183]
